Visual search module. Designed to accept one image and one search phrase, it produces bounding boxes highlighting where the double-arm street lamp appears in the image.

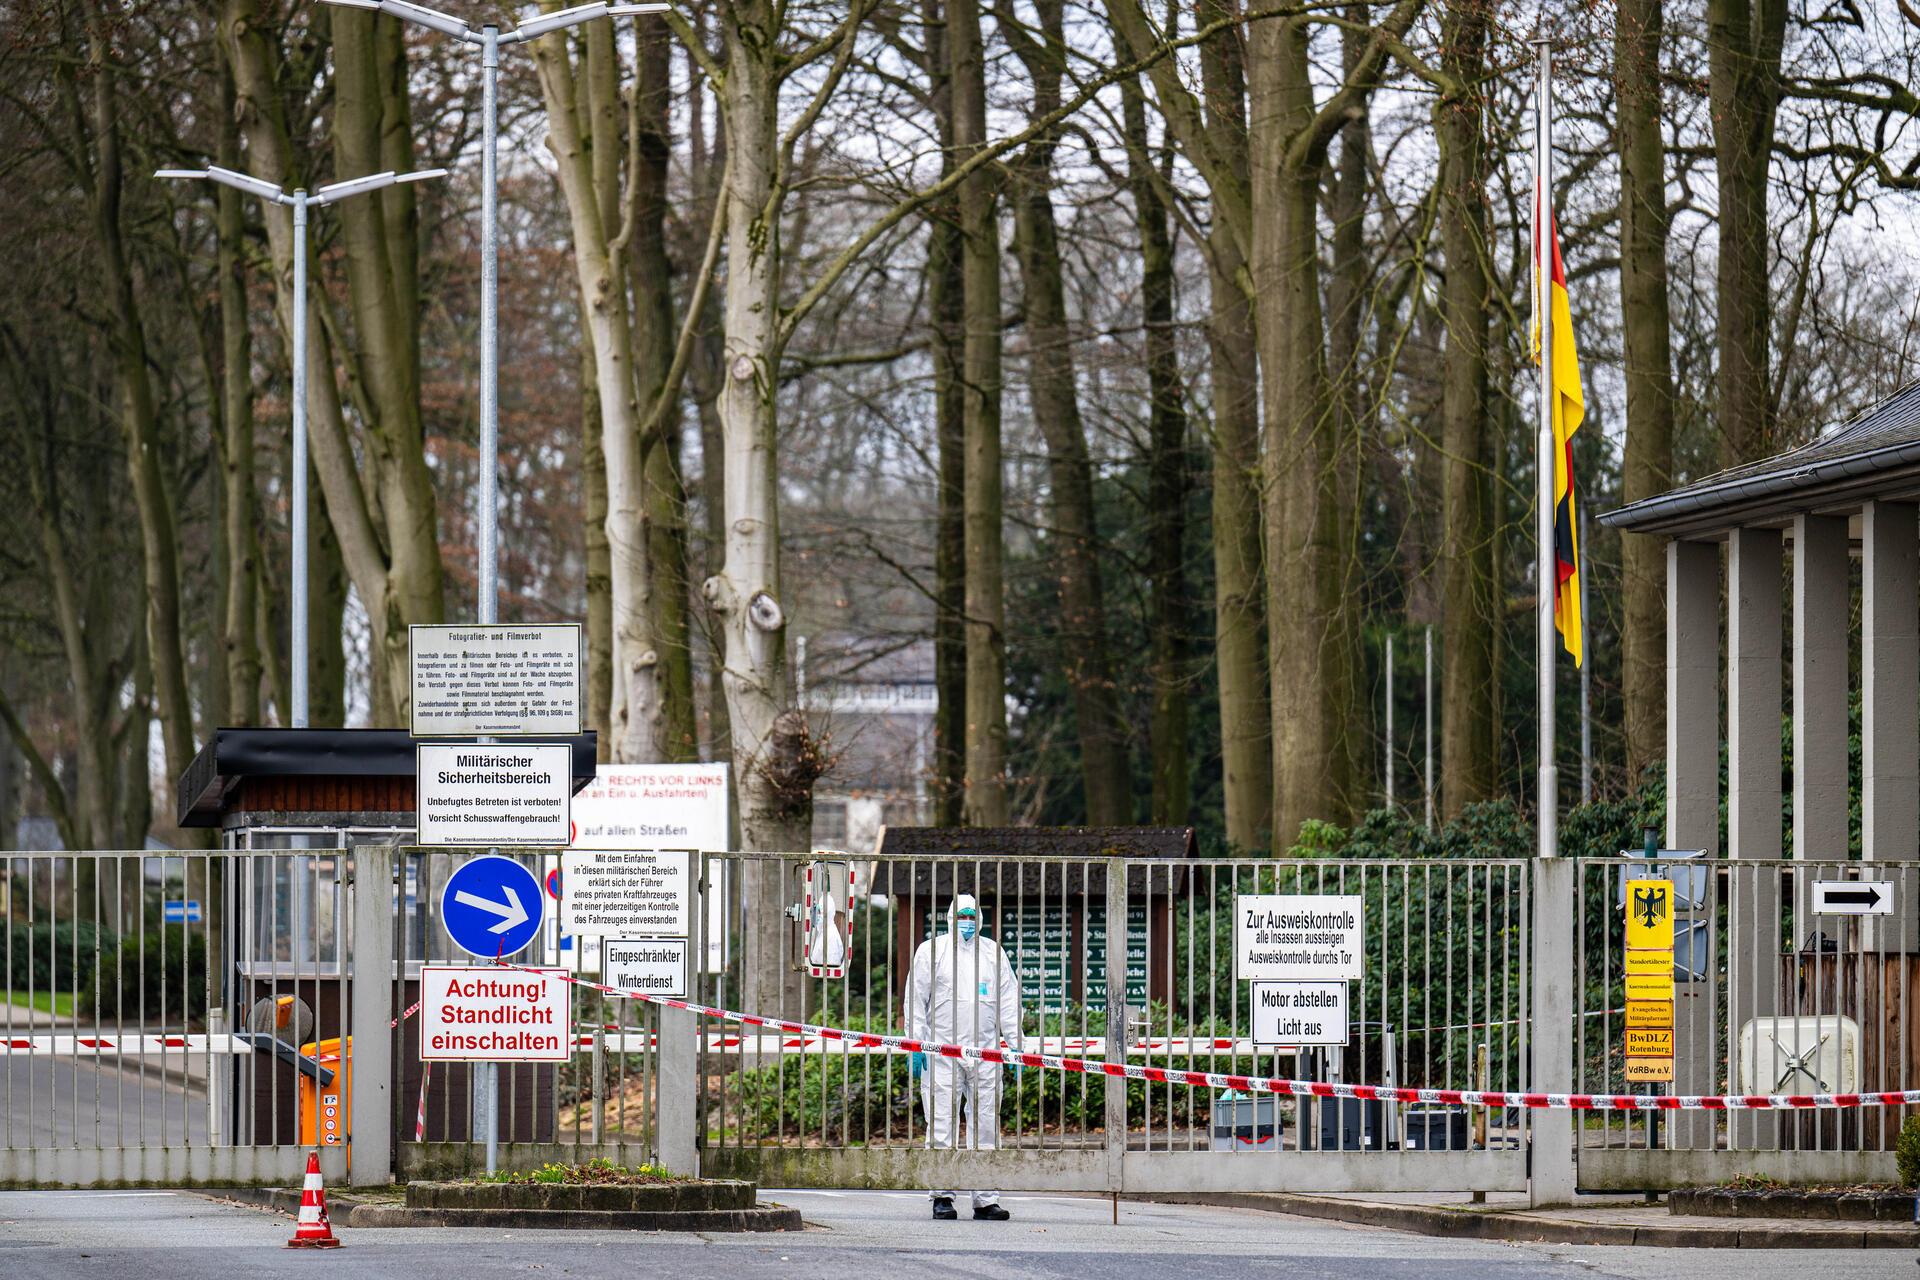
[154,164,448,729]
[317,0,668,629]
[314,0,668,1177]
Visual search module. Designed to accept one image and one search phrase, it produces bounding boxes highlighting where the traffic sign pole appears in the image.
[441,854,544,1175]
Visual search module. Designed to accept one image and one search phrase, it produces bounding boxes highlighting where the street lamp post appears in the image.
[155,164,448,729]
[315,0,667,1177]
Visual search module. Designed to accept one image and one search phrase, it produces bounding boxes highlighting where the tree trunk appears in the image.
[1197,0,1269,849]
[332,9,443,719]
[1438,0,1498,818]
[920,0,966,828]
[1250,18,1355,847]
[217,49,261,725]
[1005,0,1133,825]
[1618,0,1675,782]
[1707,0,1786,463]
[709,6,815,1015]
[532,25,667,763]
[308,460,349,727]
[1123,74,1189,826]
[582,338,614,756]
[78,18,198,826]
[951,0,1008,825]
[628,18,700,762]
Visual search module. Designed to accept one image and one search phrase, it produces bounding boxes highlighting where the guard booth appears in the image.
[871,826,1198,1015]
[176,727,597,1155]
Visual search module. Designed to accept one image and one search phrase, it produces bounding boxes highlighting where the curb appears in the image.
[198,1186,803,1233]
[1128,1192,1920,1249]
[346,1203,804,1231]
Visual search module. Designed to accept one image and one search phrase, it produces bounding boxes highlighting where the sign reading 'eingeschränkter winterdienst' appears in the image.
[409,623,582,737]
[416,743,572,846]
[563,850,691,938]
[1235,894,1364,981]
[419,965,570,1062]
[604,937,689,999]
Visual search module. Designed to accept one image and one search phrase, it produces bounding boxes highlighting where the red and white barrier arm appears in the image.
[496,958,1920,1113]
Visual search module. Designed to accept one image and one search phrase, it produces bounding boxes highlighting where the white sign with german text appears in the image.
[1235,895,1364,981]
[419,965,569,1062]
[416,744,571,847]
[410,624,582,737]
[1250,980,1349,1047]
[604,938,689,999]
[563,850,691,938]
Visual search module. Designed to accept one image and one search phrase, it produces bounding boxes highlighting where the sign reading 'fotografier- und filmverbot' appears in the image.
[416,744,572,847]
[409,624,582,737]
[419,965,570,1062]
[1235,894,1364,981]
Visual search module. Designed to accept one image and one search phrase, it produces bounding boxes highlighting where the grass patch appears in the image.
[4,988,76,1019]
[474,1158,684,1186]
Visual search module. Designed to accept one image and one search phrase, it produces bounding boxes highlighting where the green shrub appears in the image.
[5,919,115,994]
[1897,1114,1920,1188]
[83,924,206,1024]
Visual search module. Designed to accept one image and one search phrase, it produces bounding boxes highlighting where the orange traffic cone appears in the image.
[286,1150,343,1248]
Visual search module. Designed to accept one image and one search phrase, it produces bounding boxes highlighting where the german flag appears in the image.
[1533,199,1584,668]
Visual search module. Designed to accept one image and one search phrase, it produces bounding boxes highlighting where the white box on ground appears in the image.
[604,938,689,999]
[409,624,582,737]
[416,744,572,847]
[1250,981,1348,1047]
[1235,894,1364,981]
[564,850,691,937]
[419,965,569,1062]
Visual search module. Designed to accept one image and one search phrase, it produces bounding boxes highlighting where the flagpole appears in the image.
[1534,33,1557,861]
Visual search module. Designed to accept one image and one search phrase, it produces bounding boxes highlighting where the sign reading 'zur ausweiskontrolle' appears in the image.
[1235,895,1364,981]
[416,743,572,847]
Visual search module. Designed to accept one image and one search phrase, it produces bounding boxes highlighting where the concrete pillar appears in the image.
[349,844,395,1186]
[1793,513,1852,864]
[1666,540,1719,1148]
[1726,527,1782,1148]
[1861,500,1918,951]
[1528,857,1576,1206]
[657,850,701,1176]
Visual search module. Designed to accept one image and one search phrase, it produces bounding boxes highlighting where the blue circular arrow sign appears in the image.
[441,854,544,960]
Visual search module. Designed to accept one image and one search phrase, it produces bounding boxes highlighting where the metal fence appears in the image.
[693,852,1532,1193]
[1573,856,1915,1189]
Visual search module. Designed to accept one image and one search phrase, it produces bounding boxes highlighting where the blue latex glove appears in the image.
[910,1051,926,1080]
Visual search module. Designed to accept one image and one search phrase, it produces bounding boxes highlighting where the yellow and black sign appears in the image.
[1625,1000,1672,1030]
[1625,972,1675,1001]
[1623,947,1671,976]
[1625,1057,1675,1083]
[1625,1027,1674,1057]
[1624,879,1674,950]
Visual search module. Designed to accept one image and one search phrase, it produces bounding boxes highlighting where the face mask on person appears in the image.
[957,917,978,942]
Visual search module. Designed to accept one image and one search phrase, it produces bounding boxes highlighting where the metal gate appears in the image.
[694,852,1532,1194]
[1573,856,1915,1190]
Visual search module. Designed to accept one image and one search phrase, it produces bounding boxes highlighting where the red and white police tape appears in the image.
[491,958,1920,1115]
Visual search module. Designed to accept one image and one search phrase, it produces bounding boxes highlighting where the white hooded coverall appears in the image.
[907,918,1023,1209]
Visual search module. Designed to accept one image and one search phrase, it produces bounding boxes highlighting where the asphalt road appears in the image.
[0,1058,205,1148]
[0,1187,1912,1279]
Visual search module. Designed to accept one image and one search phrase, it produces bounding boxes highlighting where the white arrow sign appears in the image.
[1813,881,1894,916]
[454,885,530,934]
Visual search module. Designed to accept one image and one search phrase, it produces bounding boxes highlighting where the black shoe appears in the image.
[973,1204,1010,1221]
[932,1197,957,1220]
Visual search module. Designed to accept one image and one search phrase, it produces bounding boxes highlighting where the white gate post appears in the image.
[349,844,395,1186]
[655,852,700,1175]
[1528,857,1576,1206]
[1103,859,1126,1193]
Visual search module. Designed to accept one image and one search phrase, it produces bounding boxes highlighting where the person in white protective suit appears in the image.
[906,893,1023,1220]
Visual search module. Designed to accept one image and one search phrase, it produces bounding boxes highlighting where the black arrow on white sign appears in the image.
[1813,881,1893,915]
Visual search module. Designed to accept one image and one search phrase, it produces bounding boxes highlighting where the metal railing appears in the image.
[1573,856,1915,1189]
